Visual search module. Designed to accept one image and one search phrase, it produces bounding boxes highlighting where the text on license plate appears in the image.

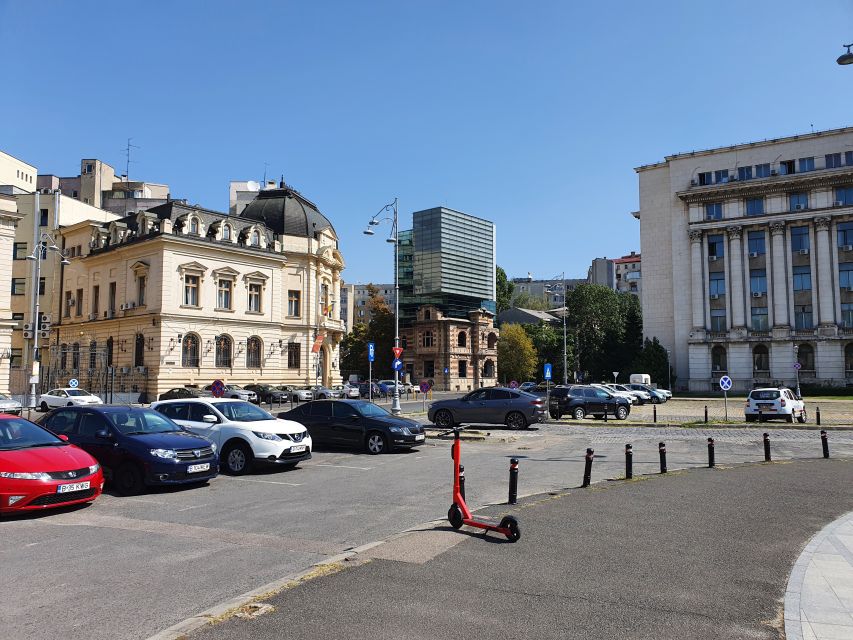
[414,434,425,441]
[57,481,90,493]
[290,445,307,453]
[187,463,210,473]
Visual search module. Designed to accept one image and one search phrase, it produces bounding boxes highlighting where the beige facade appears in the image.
[0,195,24,394]
[0,150,36,193]
[636,126,853,391]
[400,305,498,392]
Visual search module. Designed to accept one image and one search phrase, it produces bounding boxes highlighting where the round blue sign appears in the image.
[392,359,403,371]
[419,380,432,393]
[68,378,79,388]
[508,380,519,389]
[793,362,802,370]
[211,379,226,398]
[719,375,733,391]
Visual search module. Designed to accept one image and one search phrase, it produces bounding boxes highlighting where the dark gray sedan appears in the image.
[428,387,546,430]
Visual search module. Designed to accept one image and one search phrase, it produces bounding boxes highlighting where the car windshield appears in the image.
[0,418,66,450]
[66,389,92,397]
[750,390,780,400]
[0,393,10,400]
[351,401,390,418]
[215,401,273,422]
[108,410,183,435]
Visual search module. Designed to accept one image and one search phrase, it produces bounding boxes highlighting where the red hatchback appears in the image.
[0,415,104,514]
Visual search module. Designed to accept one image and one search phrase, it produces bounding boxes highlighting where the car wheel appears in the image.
[448,503,464,529]
[114,463,145,496]
[365,431,388,455]
[745,415,755,422]
[786,414,794,423]
[67,402,74,406]
[499,515,521,542]
[616,406,629,420]
[572,407,586,420]
[317,394,326,399]
[797,409,807,424]
[40,401,49,412]
[433,409,454,428]
[222,441,253,475]
[651,396,661,404]
[549,409,560,419]
[505,411,527,431]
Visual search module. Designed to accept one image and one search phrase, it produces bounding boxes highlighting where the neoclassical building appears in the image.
[637,126,853,391]
[51,187,345,401]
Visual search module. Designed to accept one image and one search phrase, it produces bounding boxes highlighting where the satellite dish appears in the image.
[246,180,260,191]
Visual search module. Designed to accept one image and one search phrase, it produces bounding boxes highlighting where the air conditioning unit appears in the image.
[720,177,729,183]
[794,204,804,211]
[843,245,853,252]
[798,249,809,255]
[23,322,33,331]
[104,310,114,319]
[23,330,34,339]
[67,298,75,307]
[88,313,98,320]
[708,255,718,262]
[729,175,738,181]
[39,330,49,339]
[119,367,130,374]
[834,201,844,207]
[752,292,763,298]
[749,252,759,258]
[710,294,720,300]
[136,366,147,374]
[128,301,136,308]
[119,303,126,311]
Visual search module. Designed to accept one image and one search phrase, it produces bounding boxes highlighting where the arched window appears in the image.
[215,334,233,368]
[753,345,769,373]
[60,343,68,370]
[182,333,200,368]
[189,217,199,234]
[246,336,262,368]
[483,359,495,377]
[846,343,853,373]
[89,341,97,370]
[72,343,80,370]
[134,333,145,367]
[222,224,232,241]
[796,344,815,371]
[422,330,434,348]
[251,230,260,246]
[106,337,114,366]
[711,345,727,373]
[487,332,498,349]
[457,331,467,348]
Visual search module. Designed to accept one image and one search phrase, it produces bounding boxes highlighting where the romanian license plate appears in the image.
[414,434,425,442]
[57,481,90,493]
[187,463,210,474]
[290,445,307,453]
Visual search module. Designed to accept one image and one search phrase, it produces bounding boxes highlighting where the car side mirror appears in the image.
[57,434,69,442]
[349,415,360,422]
[95,429,112,440]
[202,415,218,423]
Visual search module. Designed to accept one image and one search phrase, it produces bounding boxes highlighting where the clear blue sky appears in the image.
[2,1,852,284]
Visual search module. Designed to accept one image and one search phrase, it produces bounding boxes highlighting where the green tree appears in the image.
[522,321,571,385]
[630,337,674,388]
[566,284,625,380]
[496,266,515,314]
[340,322,369,378]
[366,284,395,379]
[497,323,537,383]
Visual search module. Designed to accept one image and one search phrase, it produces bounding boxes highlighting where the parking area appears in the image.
[4,421,853,640]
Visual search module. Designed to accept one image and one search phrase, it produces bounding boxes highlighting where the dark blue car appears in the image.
[38,405,218,495]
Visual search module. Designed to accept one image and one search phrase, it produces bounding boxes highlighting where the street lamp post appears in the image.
[25,232,69,408]
[364,198,402,416]
[837,43,853,66]
[794,344,801,398]
[545,273,568,385]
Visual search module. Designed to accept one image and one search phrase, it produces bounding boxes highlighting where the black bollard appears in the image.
[658,441,667,474]
[458,464,466,501]
[763,432,771,461]
[821,430,829,459]
[625,444,633,479]
[758,408,763,423]
[816,406,821,426]
[704,405,708,424]
[582,448,594,487]
[604,406,608,422]
[653,405,657,423]
[508,458,519,504]
[707,437,715,468]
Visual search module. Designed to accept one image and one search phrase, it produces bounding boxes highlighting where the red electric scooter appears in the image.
[445,427,521,542]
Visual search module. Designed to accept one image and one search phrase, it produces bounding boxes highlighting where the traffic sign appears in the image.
[444,367,449,374]
[392,347,403,359]
[793,362,802,370]
[68,378,79,388]
[544,363,552,381]
[420,380,432,393]
[719,375,733,391]
[367,342,375,363]
[211,379,226,398]
[392,359,403,371]
[508,380,519,389]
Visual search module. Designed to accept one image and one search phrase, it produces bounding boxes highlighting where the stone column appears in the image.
[727,225,745,328]
[814,216,837,329]
[770,222,789,328]
[689,230,705,329]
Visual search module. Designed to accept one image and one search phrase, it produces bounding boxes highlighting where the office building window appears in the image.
[215,335,232,368]
[839,222,853,248]
[698,171,712,186]
[745,197,764,216]
[847,151,853,166]
[63,291,72,317]
[11,313,24,322]
[709,272,726,296]
[842,303,853,329]
[11,278,25,296]
[287,342,301,369]
[840,263,853,289]
[750,269,767,294]
[10,349,22,369]
[182,333,200,367]
[39,277,45,296]
[780,160,795,175]
[288,290,301,317]
[826,153,843,169]
[108,282,116,312]
[789,192,808,211]
[75,289,83,316]
[751,307,769,331]
[794,305,813,330]
[458,360,467,378]
[137,275,146,306]
[793,266,812,291]
[424,360,435,378]
[835,187,853,207]
[797,344,815,369]
[39,209,48,226]
[798,157,815,172]
[738,166,753,181]
[714,169,729,183]
[708,234,724,257]
[791,226,810,252]
[92,285,99,316]
[710,309,727,332]
[753,344,770,371]
[13,242,27,260]
[88,341,97,370]
[248,283,262,312]
[755,163,771,178]
[705,202,723,220]
[246,337,262,368]
[711,344,727,371]
[216,278,232,310]
[747,231,766,255]
[184,275,199,307]
[422,331,434,348]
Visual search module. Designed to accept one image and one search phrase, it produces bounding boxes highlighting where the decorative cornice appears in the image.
[688,229,704,243]
[770,222,787,235]
[677,167,853,204]
[814,216,832,231]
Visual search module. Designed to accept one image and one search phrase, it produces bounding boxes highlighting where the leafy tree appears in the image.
[340,322,369,378]
[630,337,675,388]
[496,323,537,383]
[566,284,624,380]
[366,284,395,379]
[496,266,514,314]
[523,322,572,385]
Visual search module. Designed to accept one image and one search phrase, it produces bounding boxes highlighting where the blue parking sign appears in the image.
[544,363,552,380]
[367,342,375,362]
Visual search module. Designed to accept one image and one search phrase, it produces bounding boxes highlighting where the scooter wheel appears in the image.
[499,516,521,542]
[448,503,464,530]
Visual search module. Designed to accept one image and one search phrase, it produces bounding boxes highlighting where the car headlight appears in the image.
[210,442,217,453]
[88,463,100,475]
[253,431,282,441]
[150,448,178,459]
[389,426,412,435]
[0,471,52,480]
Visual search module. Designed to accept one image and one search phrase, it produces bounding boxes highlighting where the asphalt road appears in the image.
[192,458,853,640]
[3,424,852,639]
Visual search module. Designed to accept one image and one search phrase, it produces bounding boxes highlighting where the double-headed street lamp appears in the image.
[26,232,69,408]
[363,198,402,416]
[544,273,568,385]
[838,43,853,66]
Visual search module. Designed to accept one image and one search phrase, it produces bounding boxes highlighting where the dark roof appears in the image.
[239,187,335,240]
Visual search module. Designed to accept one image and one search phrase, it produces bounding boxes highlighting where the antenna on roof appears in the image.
[122,138,140,216]
[262,161,268,186]
[280,174,285,188]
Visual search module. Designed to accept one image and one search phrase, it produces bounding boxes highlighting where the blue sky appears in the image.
[2,1,852,284]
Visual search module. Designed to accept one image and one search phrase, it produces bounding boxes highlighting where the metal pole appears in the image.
[667,349,671,391]
[391,198,401,416]
[369,360,372,403]
[562,272,567,385]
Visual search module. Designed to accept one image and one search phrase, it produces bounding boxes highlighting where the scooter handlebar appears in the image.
[435,426,466,438]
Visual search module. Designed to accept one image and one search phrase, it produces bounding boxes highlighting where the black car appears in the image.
[244,384,290,404]
[38,405,218,495]
[158,387,206,401]
[278,400,425,454]
[548,385,631,420]
[357,381,382,399]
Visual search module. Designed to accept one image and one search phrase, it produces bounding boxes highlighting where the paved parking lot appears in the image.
[4,422,853,640]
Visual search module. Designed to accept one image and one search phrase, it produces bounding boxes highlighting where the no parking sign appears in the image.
[719,375,732,391]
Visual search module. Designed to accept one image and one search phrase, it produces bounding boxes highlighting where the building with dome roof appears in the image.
[43,186,345,402]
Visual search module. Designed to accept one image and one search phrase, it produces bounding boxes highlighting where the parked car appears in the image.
[377,380,411,395]
[745,387,806,423]
[0,392,23,415]
[0,415,104,513]
[279,400,425,454]
[291,387,315,402]
[428,387,546,430]
[158,387,206,401]
[309,385,335,400]
[358,381,381,399]
[519,382,538,392]
[151,398,311,475]
[606,383,651,404]
[548,385,631,420]
[594,384,636,404]
[38,388,103,411]
[337,384,361,399]
[244,384,290,404]
[37,405,217,495]
[625,383,668,404]
[202,384,258,403]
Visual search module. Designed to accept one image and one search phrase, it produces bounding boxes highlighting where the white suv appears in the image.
[745,387,806,423]
[151,398,311,474]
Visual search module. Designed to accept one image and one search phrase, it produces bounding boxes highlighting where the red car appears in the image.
[0,415,104,514]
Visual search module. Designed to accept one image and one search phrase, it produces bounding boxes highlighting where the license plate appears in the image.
[187,463,210,474]
[57,481,90,493]
[414,434,425,442]
[290,445,307,453]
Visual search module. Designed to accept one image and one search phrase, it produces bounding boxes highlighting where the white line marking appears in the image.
[230,478,302,486]
[315,464,373,471]
[176,504,210,512]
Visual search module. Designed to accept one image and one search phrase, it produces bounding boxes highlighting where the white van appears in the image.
[629,373,651,385]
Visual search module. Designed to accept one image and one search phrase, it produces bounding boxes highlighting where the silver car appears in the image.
[0,393,23,415]
[202,384,258,403]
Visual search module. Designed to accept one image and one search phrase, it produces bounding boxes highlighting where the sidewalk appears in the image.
[189,458,853,640]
